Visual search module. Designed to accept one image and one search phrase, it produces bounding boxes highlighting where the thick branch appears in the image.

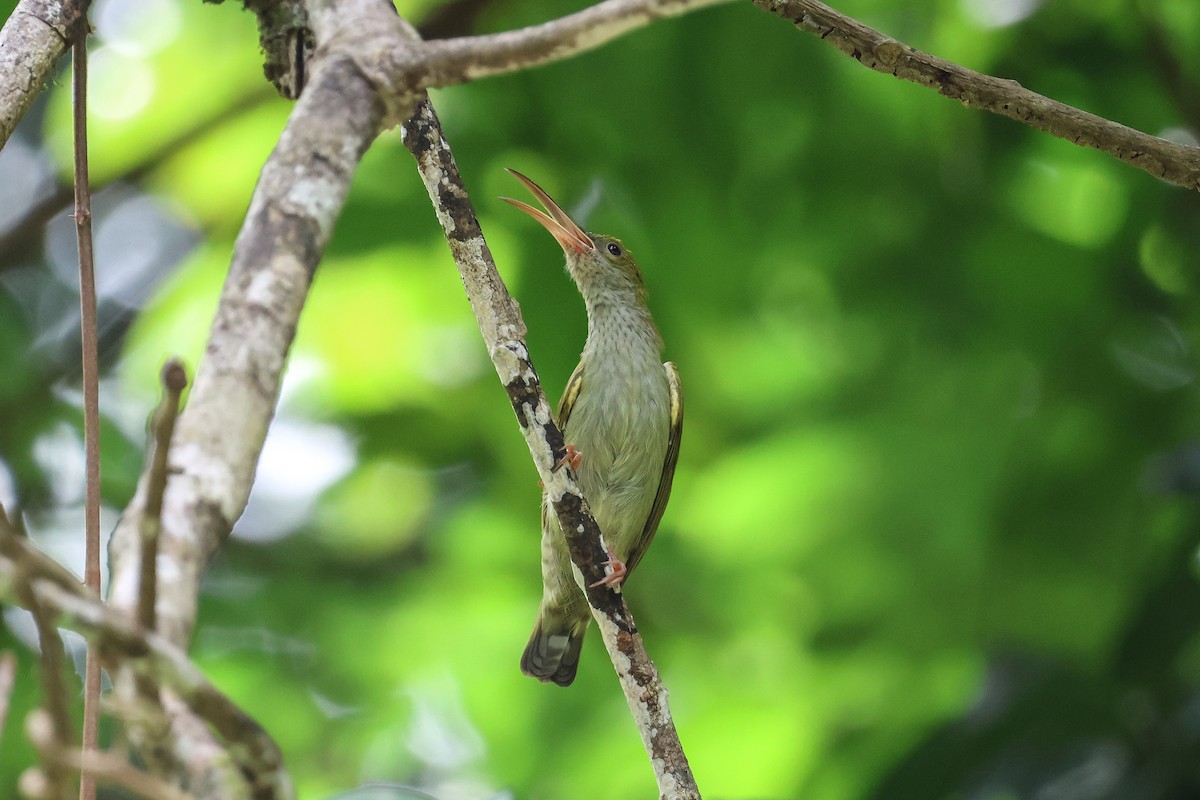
[754,0,1200,190]
[101,3,391,791]
[106,10,386,650]
[0,0,88,150]
[402,98,697,800]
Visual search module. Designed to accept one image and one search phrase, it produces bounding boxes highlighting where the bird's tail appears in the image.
[520,609,590,687]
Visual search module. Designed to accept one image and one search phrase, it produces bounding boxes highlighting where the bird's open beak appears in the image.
[500,169,593,255]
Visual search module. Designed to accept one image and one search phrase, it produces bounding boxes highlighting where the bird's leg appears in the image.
[554,443,583,472]
[542,445,582,486]
[589,539,627,591]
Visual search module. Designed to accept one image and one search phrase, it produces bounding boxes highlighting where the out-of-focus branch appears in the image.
[4,509,76,800]
[416,0,494,40]
[0,0,89,151]
[26,710,198,800]
[1138,10,1200,137]
[0,525,291,800]
[402,98,698,800]
[138,359,188,632]
[71,25,104,800]
[753,0,1200,190]
[0,86,276,268]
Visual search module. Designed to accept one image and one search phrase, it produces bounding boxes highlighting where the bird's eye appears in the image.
[606,243,622,257]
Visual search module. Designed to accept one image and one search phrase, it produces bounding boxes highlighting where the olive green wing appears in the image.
[556,361,586,429]
[626,361,683,576]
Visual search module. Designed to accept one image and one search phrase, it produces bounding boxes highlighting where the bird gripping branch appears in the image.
[501,169,684,687]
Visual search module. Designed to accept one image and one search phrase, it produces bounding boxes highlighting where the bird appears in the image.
[501,169,684,687]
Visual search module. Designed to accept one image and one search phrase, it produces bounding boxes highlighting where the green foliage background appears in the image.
[2,0,1200,797]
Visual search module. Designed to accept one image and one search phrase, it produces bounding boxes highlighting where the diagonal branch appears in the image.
[86,0,719,792]
[753,0,1200,190]
[100,1,394,790]
[71,24,105,800]
[402,97,698,800]
[105,4,388,651]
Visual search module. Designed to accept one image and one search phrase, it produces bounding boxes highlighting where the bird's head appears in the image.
[501,169,647,302]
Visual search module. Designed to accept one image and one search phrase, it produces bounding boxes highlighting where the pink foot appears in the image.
[555,443,583,472]
[589,552,627,589]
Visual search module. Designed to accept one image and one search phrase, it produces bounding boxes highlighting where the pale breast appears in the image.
[564,351,670,559]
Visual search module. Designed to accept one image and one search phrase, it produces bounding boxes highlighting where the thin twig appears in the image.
[71,26,102,800]
[753,0,1200,190]
[0,510,92,601]
[402,97,698,800]
[27,709,199,800]
[138,359,188,632]
[0,650,17,750]
[415,0,735,87]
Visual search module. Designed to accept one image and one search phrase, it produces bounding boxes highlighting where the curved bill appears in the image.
[500,169,593,254]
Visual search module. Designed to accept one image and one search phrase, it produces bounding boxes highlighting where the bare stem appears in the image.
[138,359,188,632]
[71,27,102,800]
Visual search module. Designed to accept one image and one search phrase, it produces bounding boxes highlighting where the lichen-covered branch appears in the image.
[754,0,1200,190]
[101,2,390,791]
[106,6,386,651]
[0,0,89,150]
[402,98,698,800]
